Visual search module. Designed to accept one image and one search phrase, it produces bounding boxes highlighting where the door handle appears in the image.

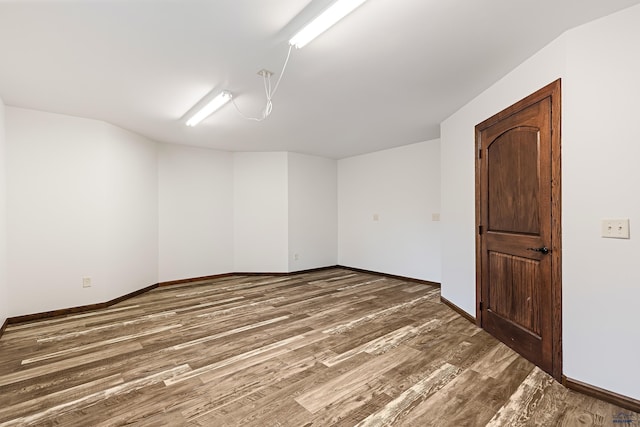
[527,246,550,255]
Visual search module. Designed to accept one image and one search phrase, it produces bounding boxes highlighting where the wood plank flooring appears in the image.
[0,268,637,426]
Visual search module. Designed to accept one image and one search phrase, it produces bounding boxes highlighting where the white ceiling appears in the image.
[1,0,639,159]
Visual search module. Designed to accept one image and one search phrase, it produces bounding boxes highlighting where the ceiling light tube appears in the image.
[186,90,233,127]
[289,0,369,48]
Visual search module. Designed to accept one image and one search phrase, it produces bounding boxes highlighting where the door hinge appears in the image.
[478,225,484,235]
[478,147,482,159]
[479,301,483,311]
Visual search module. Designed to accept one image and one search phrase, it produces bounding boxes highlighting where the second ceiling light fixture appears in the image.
[185,0,370,127]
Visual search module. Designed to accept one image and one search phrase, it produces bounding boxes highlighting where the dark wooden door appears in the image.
[475,80,562,379]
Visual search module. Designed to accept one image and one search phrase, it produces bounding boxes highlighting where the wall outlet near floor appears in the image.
[294,253,299,261]
[82,276,92,288]
[601,219,630,239]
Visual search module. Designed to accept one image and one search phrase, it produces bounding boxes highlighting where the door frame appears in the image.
[475,79,562,380]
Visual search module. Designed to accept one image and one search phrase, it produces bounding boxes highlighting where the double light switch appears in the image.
[601,219,630,239]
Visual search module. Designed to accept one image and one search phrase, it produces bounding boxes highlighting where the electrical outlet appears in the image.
[82,276,92,288]
[602,219,630,239]
[373,214,379,221]
[294,253,299,261]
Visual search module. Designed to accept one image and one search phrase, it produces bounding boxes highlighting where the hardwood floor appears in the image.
[0,268,637,426]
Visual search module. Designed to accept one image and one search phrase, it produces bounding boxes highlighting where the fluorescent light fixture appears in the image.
[289,0,369,48]
[186,90,233,127]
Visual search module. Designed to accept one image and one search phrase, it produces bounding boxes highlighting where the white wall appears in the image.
[440,3,640,400]
[561,5,640,400]
[101,125,158,301]
[3,111,339,314]
[158,144,233,282]
[338,140,441,282]
[6,108,158,315]
[288,152,337,272]
[440,37,567,315]
[233,152,289,273]
[0,97,7,326]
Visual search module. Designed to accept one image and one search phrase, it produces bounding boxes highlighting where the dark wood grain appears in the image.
[549,79,563,380]
[476,79,562,379]
[0,268,635,426]
[489,253,540,334]
[487,127,540,234]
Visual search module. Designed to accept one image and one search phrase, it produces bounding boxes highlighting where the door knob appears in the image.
[527,246,550,255]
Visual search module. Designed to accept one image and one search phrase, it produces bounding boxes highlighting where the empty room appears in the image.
[0,0,639,425]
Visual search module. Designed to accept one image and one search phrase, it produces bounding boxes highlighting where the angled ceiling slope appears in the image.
[1,0,639,159]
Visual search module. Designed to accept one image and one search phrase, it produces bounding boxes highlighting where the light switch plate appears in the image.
[602,219,630,239]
